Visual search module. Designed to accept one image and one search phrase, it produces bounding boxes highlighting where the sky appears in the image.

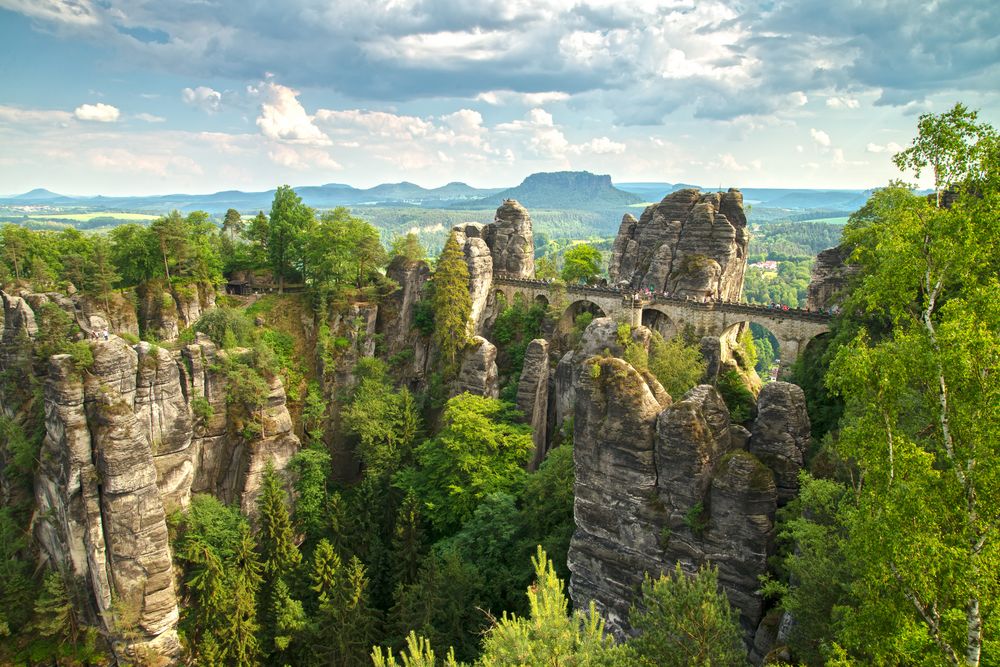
[0,0,998,196]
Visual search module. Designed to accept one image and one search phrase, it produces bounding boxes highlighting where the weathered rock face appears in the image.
[137,283,180,341]
[609,188,749,301]
[134,342,194,511]
[566,319,810,655]
[748,382,810,506]
[136,281,218,341]
[35,344,181,659]
[486,199,534,278]
[34,333,301,661]
[806,245,858,310]
[516,338,550,470]
[378,256,431,361]
[568,354,667,633]
[453,336,499,398]
[451,223,495,335]
[76,292,140,338]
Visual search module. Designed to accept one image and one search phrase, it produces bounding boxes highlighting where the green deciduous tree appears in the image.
[431,233,471,372]
[560,243,602,284]
[268,185,314,291]
[397,394,532,535]
[647,332,706,401]
[805,107,1000,666]
[893,102,998,207]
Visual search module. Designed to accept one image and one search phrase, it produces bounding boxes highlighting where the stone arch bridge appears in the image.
[493,275,831,376]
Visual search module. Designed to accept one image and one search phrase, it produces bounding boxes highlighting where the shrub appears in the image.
[194,307,255,348]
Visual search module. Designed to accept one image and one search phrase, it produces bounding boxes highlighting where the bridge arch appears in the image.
[641,308,677,339]
[558,299,608,333]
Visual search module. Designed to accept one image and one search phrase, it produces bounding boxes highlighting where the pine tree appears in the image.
[391,490,425,588]
[181,540,228,650]
[270,578,306,658]
[257,463,302,581]
[87,235,120,315]
[223,208,244,239]
[222,526,262,666]
[627,563,745,667]
[431,232,471,372]
[32,571,78,644]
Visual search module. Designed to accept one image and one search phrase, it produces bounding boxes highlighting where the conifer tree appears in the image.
[391,490,426,588]
[270,578,306,658]
[32,571,78,644]
[431,232,471,372]
[257,463,302,581]
[86,235,120,315]
[223,526,262,666]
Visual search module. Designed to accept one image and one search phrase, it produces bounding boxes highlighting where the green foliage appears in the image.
[191,395,214,423]
[257,463,302,582]
[737,328,758,371]
[432,233,472,371]
[345,359,422,476]
[716,370,755,423]
[373,631,461,667]
[309,541,379,667]
[194,307,255,348]
[647,332,706,400]
[290,447,332,546]
[627,563,745,667]
[305,206,388,291]
[390,232,428,263]
[477,546,628,665]
[397,394,532,535]
[269,185,315,287]
[560,243,602,283]
[682,502,708,537]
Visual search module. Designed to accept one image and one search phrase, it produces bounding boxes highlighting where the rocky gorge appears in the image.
[3,189,824,664]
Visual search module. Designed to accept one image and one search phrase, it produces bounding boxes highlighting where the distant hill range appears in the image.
[615,182,875,212]
[1,172,881,216]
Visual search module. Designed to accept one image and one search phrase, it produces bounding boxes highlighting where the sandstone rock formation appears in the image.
[453,336,499,399]
[33,333,301,660]
[609,188,749,301]
[516,338,550,470]
[806,244,858,311]
[451,223,495,335]
[35,343,181,659]
[566,318,810,656]
[485,199,534,278]
[136,281,218,341]
[748,382,811,506]
[378,256,431,367]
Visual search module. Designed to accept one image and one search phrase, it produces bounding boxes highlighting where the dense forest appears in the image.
[0,104,998,666]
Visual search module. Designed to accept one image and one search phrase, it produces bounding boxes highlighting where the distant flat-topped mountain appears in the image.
[458,171,643,210]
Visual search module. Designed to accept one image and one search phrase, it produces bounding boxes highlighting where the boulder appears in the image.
[453,336,499,399]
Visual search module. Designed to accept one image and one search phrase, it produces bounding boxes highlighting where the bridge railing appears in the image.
[494,273,832,323]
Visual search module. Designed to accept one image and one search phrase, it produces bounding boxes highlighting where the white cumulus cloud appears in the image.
[135,112,165,123]
[866,141,904,153]
[182,86,223,113]
[74,103,120,122]
[810,128,831,147]
[256,82,330,146]
[827,96,860,109]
